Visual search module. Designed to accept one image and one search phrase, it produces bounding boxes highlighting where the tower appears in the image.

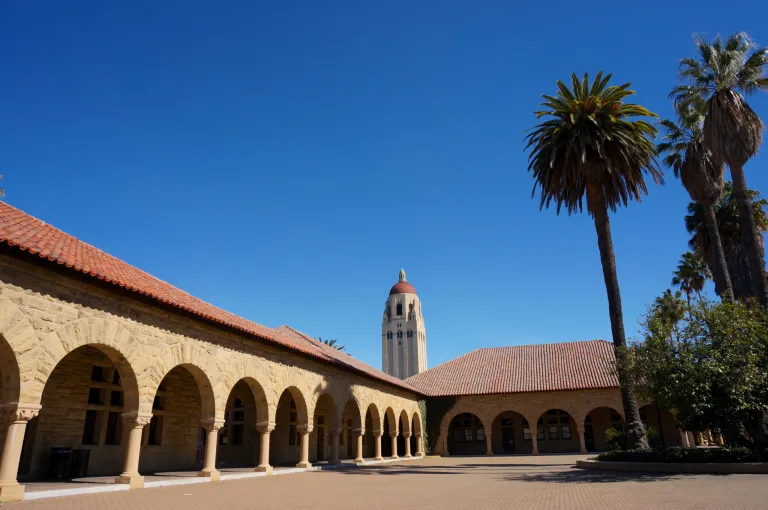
[382,269,427,379]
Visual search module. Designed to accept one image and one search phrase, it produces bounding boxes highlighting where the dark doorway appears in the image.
[316,426,324,461]
[501,419,515,453]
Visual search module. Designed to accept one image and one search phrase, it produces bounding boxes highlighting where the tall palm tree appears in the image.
[318,337,346,352]
[658,100,733,301]
[685,182,768,300]
[672,32,768,307]
[524,71,661,449]
[672,251,711,308]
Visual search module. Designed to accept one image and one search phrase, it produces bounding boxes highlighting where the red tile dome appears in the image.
[389,268,417,295]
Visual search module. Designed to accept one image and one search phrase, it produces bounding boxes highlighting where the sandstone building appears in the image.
[0,202,696,502]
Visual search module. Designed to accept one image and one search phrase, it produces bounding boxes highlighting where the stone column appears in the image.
[296,425,312,469]
[485,432,493,456]
[255,422,275,474]
[403,432,412,458]
[687,431,696,447]
[330,428,341,465]
[115,413,152,488]
[353,428,365,464]
[679,429,690,448]
[0,404,40,503]
[198,419,224,481]
[531,434,539,455]
[415,433,424,456]
[374,430,383,460]
[576,426,587,454]
[390,432,399,459]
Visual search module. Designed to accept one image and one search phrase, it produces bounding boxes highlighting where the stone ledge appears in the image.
[576,459,768,474]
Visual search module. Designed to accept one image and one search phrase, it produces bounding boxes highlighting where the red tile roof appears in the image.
[405,340,619,396]
[0,201,419,394]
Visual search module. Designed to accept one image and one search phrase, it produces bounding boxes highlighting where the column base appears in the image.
[485,452,494,456]
[390,456,399,460]
[374,456,383,461]
[531,451,540,456]
[115,474,145,489]
[329,460,341,465]
[440,452,450,457]
[353,458,365,465]
[255,465,273,474]
[579,449,587,454]
[296,462,312,469]
[416,452,425,457]
[198,470,221,481]
[0,482,25,503]
[404,454,413,458]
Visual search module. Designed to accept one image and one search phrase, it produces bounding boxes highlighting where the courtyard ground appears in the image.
[8,454,768,509]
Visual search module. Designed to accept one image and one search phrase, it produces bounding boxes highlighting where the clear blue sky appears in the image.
[3,1,768,371]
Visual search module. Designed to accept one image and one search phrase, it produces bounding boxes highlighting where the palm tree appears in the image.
[651,289,687,327]
[685,182,768,300]
[524,71,660,449]
[658,100,733,301]
[318,337,346,352]
[671,251,711,308]
[672,32,768,307]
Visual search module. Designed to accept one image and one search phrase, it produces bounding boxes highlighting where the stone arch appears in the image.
[36,318,145,413]
[365,402,382,434]
[411,410,422,436]
[277,386,309,427]
[584,406,625,452]
[0,297,37,405]
[219,359,276,425]
[533,408,581,454]
[399,409,411,435]
[490,409,532,455]
[150,342,222,419]
[311,392,338,463]
[224,376,270,425]
[340,397,364,431]
[438,404,490,438]
[0,333,21,405]
[383,406,398,435]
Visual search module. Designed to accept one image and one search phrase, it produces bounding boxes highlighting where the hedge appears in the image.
[597,446,768,463]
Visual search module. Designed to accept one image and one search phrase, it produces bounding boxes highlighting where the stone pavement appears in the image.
[8,454,768,509]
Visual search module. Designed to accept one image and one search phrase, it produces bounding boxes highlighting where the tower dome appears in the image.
[389,268,417,295]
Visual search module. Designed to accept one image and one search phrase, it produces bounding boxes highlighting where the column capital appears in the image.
[0,403,41,424]
[201,418,226,431]
[390,432,398,438]
[256,421,276,433]
[351,427,365,436]
[121,412,153,428]
[373,429,383,438]
[403,432,412,438]
[296,425,313,434]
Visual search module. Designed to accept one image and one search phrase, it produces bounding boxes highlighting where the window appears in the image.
[221,398,246,446]
[288,399,298,446]
[523,427,532,440]
[450,414,483,443]
[112,370,121,385]
[110,390,123,407]
[386,331,393,340]
[464,428,473,442]
[537,418,545,440]
[407,330,413,338]
[396,303,403,316]
[476,426,485,442]
[105,411,122,445]
[397,331,403,339]
[148,415,162,445]
[82,410,99,445]
[153,396,164,411]
[88,388,102,405]
[91,366,105,382]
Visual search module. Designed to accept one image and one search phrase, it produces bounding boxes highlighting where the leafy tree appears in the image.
[318,337,346,352]
[673,32,768,307]
[652,289,687,327]
[524,71,660,449]
[686,183,768,300]
[658,101,732,300]
[672,251,711,308]
[628,299,768,450]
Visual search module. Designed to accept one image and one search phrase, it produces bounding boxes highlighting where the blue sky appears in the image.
[3,1,768,370]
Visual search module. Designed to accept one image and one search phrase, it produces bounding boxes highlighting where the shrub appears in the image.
[605,427,626,451]
[597,446,768,463]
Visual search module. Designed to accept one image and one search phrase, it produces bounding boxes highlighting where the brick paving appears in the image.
[8,454,768,509]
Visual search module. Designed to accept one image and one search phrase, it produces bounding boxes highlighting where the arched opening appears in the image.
[340,399,362,460]
[535,409,579,454]
[17,345,140,480]
[639,404,682,448]
[364,404,381,459]
[216,379,266,469]
[410,412,422,455]
[311,394,337,463]
[382,407,397,457]
[0,336,21,472]
[272,387,308,466]
[447,412,485,456]
[397,410,409,456]
[584,407,624,452]
[490,411,531,454]
[138,364,214,474]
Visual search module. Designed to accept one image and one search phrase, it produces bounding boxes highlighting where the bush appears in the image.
[605,428,625,451]
[597,446,768,463]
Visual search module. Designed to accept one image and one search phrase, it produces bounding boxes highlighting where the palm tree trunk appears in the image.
[703,203,735,302]
[591,195,648,449]
[730,164,768,308]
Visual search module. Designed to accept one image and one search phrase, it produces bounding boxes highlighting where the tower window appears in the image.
[397,331,403,339]
[407,330,413,338]
[396,303,403,316]
[386,331,393,340]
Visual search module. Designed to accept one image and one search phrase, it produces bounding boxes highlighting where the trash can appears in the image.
[48,447,72,480]
[70,449,91,479]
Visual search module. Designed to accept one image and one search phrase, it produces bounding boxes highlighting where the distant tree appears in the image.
[686,183,768,300]
[524,71,660,449]
[318,337,346,352]
[651,289,687,328]
[672,252,711,308]
[672,32,768,307]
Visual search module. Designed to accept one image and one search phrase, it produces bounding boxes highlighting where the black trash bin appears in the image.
[48,447,72,480]
[70,449,91,479]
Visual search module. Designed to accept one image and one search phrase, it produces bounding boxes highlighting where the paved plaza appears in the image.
[8,455,768,509]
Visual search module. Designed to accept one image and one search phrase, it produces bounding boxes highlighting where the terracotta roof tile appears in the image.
[0,201,419,394]
[405,340,619,396]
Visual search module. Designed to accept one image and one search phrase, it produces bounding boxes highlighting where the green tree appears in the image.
[658,101,733,301]
[651,289,687,327]
[524,71,660,449]
[628,299,768,450]
[318,337,346,352]
[673,32,768,307]
[686,183,768,300]
[672,252,711,308]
